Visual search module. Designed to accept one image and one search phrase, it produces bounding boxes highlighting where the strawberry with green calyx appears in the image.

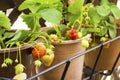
[32,43,47,59]
[15,59,19,63]
[41,49,54,66]
[41,53,55,66]
[100,37,108,42]
[1,63,7,68]
[15,64,25,75]
[1,58,13,68]
[34,60,42,67]
[67,29,78,40]
[87,38,92,43]
[50,34,59,42]
[4,58,13,65]
[81,39,89,48]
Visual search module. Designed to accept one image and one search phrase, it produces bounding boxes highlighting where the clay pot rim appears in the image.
[53,34,91,45]
[0,39,42,53]
[0,43,33,53]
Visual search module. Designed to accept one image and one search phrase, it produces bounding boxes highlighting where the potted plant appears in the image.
[0,0,63,79]
[17,0,94,80]
[84,0,120,71]
[34,0,93,80]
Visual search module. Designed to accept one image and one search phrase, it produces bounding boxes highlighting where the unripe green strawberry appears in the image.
[100,37,107,42]
[41,53,54,66]
[78,32,82,38]
[88,38,92,43]
[50,34,59,42]
[34,60,42,67]
[1,63,7,68]
[81,39,89,48]
[15,64,25,75]
[4,58,13,65]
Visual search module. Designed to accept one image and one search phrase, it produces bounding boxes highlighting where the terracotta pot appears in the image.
[39,39,86,80]
[84,28,120,71]
[0,42,38,78]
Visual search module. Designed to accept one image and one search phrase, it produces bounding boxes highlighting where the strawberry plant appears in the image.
[81,0,120,46]
[0,0,64,77]
[0,0,120,78]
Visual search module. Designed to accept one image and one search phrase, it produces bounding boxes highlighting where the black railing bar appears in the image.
[61,60,71,80]
[26,36,120,79]
[89,44,104,80]
[0,77,13,80]
[100,52,120,75]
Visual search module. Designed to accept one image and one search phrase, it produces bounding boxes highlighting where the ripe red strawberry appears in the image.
[67,29,78,40]
[32,43,46,59]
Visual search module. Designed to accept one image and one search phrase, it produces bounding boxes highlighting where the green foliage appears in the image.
[39,8,62,24]
[21,13,40,31]
[68,0,84,14]
[19,0,63,27]
[87,0,120,39]
[0,11,11,30]
[88,7,102,27]
[67,0,84,23]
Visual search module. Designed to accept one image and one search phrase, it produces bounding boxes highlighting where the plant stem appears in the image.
[3,50,6,62]
[53,24,62,39]
[32,16,39,32]
[77,6,83,31]
[18,46,22,64]
[39,36,50,48]
[0,39,5,48]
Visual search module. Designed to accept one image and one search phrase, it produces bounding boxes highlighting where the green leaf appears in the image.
[3,32,15,40]
[37,0,60,4]
[109,25,116,38]
[18,0,36,11]
[18,0,61,13]
[96,5,110,17]
[100,0,110,5]
[110,5,120,19]
[88,7,102,27]
[6,30,31,44]
[68,0,84,14]
[39,8,62,24]
[68,14,80,23]
[0,11,11,30]
[21,14,41,30]
[53,2,63,12]
[0,29,5,35]
[98,27,107,36]
[21,14,34,30]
